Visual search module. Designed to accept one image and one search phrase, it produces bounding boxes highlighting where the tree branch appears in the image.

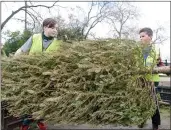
[84,17,103,39]
[29,8,43,21]
[22,9,36,30]
[1,1,59,30]
[106,16,120,36]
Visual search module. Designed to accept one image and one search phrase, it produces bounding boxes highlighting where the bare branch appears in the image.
[106,2,139,39]
[84,17,103,39]
[87,2,93,22]
[20,8,42,31]
[83,2,109,39]
[153,26,169,44]
[1,1,59,30]
[67,2,110,40]
[29,8,43,21]
[106,16,120,36]
[81,2,94,36]
[12,18,32,25]
[22,10,36,31]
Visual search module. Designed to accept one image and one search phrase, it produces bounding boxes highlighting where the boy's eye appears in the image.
[51,27,57,30]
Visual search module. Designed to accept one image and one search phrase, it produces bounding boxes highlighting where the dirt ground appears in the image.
[47,105,170,130]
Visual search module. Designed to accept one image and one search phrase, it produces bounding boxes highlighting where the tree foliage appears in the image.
[2,39,156,126]
[3,30,32,56]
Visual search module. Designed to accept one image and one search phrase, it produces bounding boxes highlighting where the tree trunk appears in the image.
[153,66,171,74]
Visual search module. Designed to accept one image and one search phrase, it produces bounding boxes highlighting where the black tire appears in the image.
[166,74,170,76]
[152,123,158,130]
[138,121,146,128]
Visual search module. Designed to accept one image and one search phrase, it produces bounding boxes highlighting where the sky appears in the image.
[134,2,170,61]
[1,1,170,60]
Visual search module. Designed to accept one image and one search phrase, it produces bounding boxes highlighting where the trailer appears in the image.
[1,101,23,130]
[1,76,170,130]
[158,77,170,103]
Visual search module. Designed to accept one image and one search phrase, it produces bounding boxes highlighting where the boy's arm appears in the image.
[14,36,33,56]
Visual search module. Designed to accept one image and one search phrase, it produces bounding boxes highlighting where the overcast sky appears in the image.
[1,1,170,60]
[134,2,170,61]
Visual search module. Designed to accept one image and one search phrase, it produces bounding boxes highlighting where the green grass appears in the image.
[160,105,170,118]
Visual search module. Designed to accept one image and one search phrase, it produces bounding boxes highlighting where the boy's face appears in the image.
[44,24,58,37]
[139,32,152,45]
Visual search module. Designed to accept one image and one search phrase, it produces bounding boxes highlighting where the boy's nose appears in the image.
[140,38,143,41]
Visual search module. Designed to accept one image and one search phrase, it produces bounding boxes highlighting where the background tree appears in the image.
[152,25,169,44]
[67,2,111,40]
[3,30,32,56]
[106,2,140,39]
[1,1,60,30]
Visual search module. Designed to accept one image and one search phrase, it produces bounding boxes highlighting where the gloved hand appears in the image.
[37,121,47,130]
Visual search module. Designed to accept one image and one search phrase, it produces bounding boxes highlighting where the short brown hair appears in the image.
[42,18,57,28]
[139,27,153,37]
